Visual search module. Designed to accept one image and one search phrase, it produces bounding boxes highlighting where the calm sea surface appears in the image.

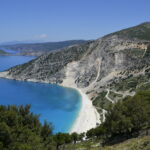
[0,55,81,133]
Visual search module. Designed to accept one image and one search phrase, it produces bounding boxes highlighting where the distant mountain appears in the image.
[0,49,9,55]
[0,40,37,46]
[1,40,87,56]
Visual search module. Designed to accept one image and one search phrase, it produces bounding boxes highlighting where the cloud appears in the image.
[39,33,48,38]
[34,33,48,39]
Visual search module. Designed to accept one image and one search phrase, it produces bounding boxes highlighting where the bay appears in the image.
[0,56,81,133]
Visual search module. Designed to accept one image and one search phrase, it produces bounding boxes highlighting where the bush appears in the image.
[86,91,150,142]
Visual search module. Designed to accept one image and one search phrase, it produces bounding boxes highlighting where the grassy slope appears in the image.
[105,22,150,40]
[65,136,150,150]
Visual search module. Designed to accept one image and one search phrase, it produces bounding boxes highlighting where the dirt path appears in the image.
[105,89,114,103]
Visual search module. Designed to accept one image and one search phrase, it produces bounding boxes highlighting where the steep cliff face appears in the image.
[1,23,150,113]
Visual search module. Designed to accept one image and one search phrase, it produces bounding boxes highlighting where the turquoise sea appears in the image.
[0,55,81,133]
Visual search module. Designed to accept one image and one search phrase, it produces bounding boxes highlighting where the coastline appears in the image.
[60,70,100,133]
[0,71,101,134]
[69,88,100,134]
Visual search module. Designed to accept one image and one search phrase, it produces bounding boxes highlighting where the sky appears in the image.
[0,0,150,42]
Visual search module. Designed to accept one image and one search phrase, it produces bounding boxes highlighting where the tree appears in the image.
[86,128,96,139]
[53,133,66,149]
[86,91,150,142]
[41,121,53,141]
[78,133,85,141]
[0,122,11,147]
[0,105,54,150]
[71,132,78,144]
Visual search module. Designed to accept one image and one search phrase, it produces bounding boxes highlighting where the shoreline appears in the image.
[0,71,101,134]
[69,87,100,134]
[60,75,100,133]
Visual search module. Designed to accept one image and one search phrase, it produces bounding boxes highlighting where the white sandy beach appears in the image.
[69,88,100,134]
[61,61,100,134]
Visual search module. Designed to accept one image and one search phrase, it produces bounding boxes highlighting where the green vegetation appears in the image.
[93,91,112,111]
[0,49,8,55]
[0,91,150,150]
[64,136,150,150]
[87,91,150,144]
[2,40,87,55]
[107,22,150,40]
[112,77,138,91]
[108,91,122,101]
[137,82,150,91]
[111,74,150,92]
[0,105,53,150]
[0,105,85,150]
[123,48,145,58]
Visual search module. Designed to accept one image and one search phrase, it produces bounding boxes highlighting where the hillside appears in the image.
[0,49,9,55]
[64,135,150,150]
[106,22,150,40]
[0,92,149,150]
[1,22,150,121]
[0,40,87,56]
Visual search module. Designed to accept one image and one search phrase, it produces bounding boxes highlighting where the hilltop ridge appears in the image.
[0,40,87,56]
